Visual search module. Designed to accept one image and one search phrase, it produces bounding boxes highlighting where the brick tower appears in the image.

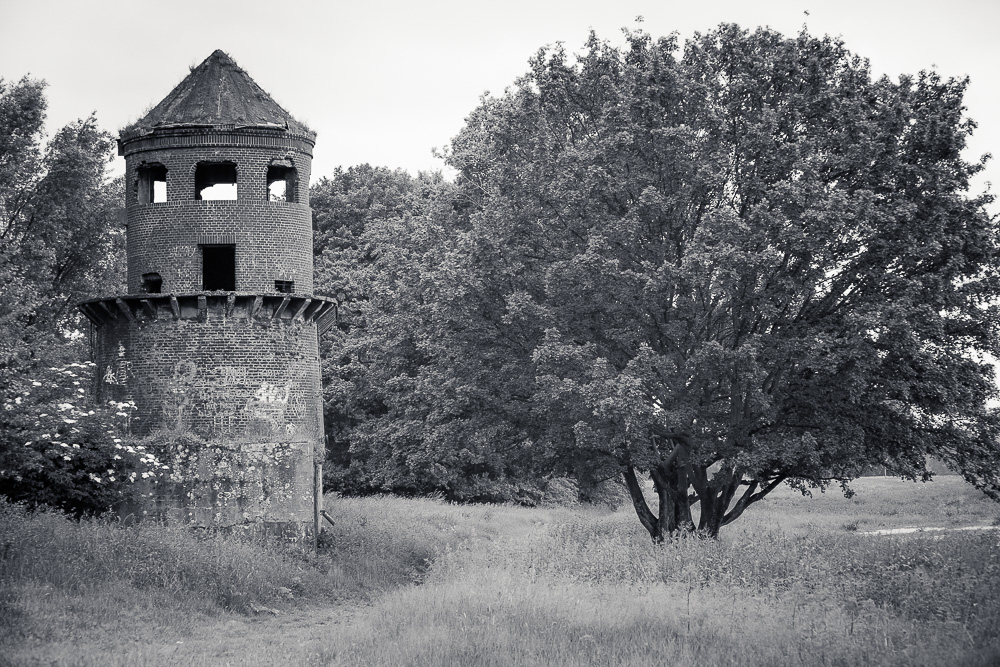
[79,51,336,536]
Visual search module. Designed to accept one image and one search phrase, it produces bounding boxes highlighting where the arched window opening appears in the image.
[137,164,167,203]
[267,161,297,202]
[142,272,163,294]
[195,162,238,201]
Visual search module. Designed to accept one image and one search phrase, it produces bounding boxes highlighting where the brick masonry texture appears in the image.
[121,131,315,295]
[83,117,327,532]
[93,307,322,527]
[126,201,314,294]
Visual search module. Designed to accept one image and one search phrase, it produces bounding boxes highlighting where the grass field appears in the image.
[2,476,999,666]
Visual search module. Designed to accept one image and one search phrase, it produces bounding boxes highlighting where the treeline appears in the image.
[4,24,1000,538]
[311,26,1000,539]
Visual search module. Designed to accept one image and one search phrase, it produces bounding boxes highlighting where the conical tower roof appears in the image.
[121,50,312,138]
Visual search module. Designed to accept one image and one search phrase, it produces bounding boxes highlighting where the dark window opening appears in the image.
[142,272,163,294]
[137,164,167,203]
[202,245,236,291]
[274,279,294,293]
[267,164,297,202]
[195,162,238,201]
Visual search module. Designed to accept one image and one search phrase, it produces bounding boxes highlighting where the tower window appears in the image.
[267,163,297,202]
[274,279,294,293]
[142,272,163,294]
[202,245,236,291]
[137,164,167,203]
[195,162,238,201]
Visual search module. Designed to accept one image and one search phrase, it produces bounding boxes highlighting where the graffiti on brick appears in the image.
[103,343,134,386]
[246,381,290,426]
[163,359,198,430]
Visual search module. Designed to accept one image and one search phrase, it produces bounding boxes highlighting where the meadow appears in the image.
[2,476,999,666]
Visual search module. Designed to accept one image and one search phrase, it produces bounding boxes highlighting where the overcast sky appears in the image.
[1,0,998,210]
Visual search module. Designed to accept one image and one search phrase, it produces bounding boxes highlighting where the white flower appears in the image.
[72,444,80,449]
[62,455,71,461]
[32,381,41,387]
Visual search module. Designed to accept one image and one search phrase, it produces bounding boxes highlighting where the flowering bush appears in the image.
[0,360,161,516]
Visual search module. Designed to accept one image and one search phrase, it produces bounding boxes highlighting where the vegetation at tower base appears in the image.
[0,76,134,515]
[318,24,1000,538]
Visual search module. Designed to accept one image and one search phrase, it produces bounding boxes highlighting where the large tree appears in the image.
[0,76,124,370]
[437,25,1000,538]
[0,76,130,514]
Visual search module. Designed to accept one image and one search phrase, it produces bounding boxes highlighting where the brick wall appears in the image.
[92,126,327,532]
[121,129,316,295]
[125,201,314,294]
[94,306,323,528]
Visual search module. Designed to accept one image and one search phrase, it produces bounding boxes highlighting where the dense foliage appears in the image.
[319,25,1000,538]
[0,76,130,514]
[314,166,546,501]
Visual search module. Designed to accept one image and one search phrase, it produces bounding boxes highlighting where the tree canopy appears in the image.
[0,76,131,514]
[321,24,1000,538]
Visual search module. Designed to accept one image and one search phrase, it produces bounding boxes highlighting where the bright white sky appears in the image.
[1,0,998,211]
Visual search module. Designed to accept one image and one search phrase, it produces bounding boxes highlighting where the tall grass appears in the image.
[3,477,999,666]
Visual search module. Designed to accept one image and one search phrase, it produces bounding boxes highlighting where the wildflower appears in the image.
[60,443,69,448]
[62,455,71,461]
[72,444,80,449]
[14,397,21,405]
[32,381,41,387]
[64,418,78,424]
